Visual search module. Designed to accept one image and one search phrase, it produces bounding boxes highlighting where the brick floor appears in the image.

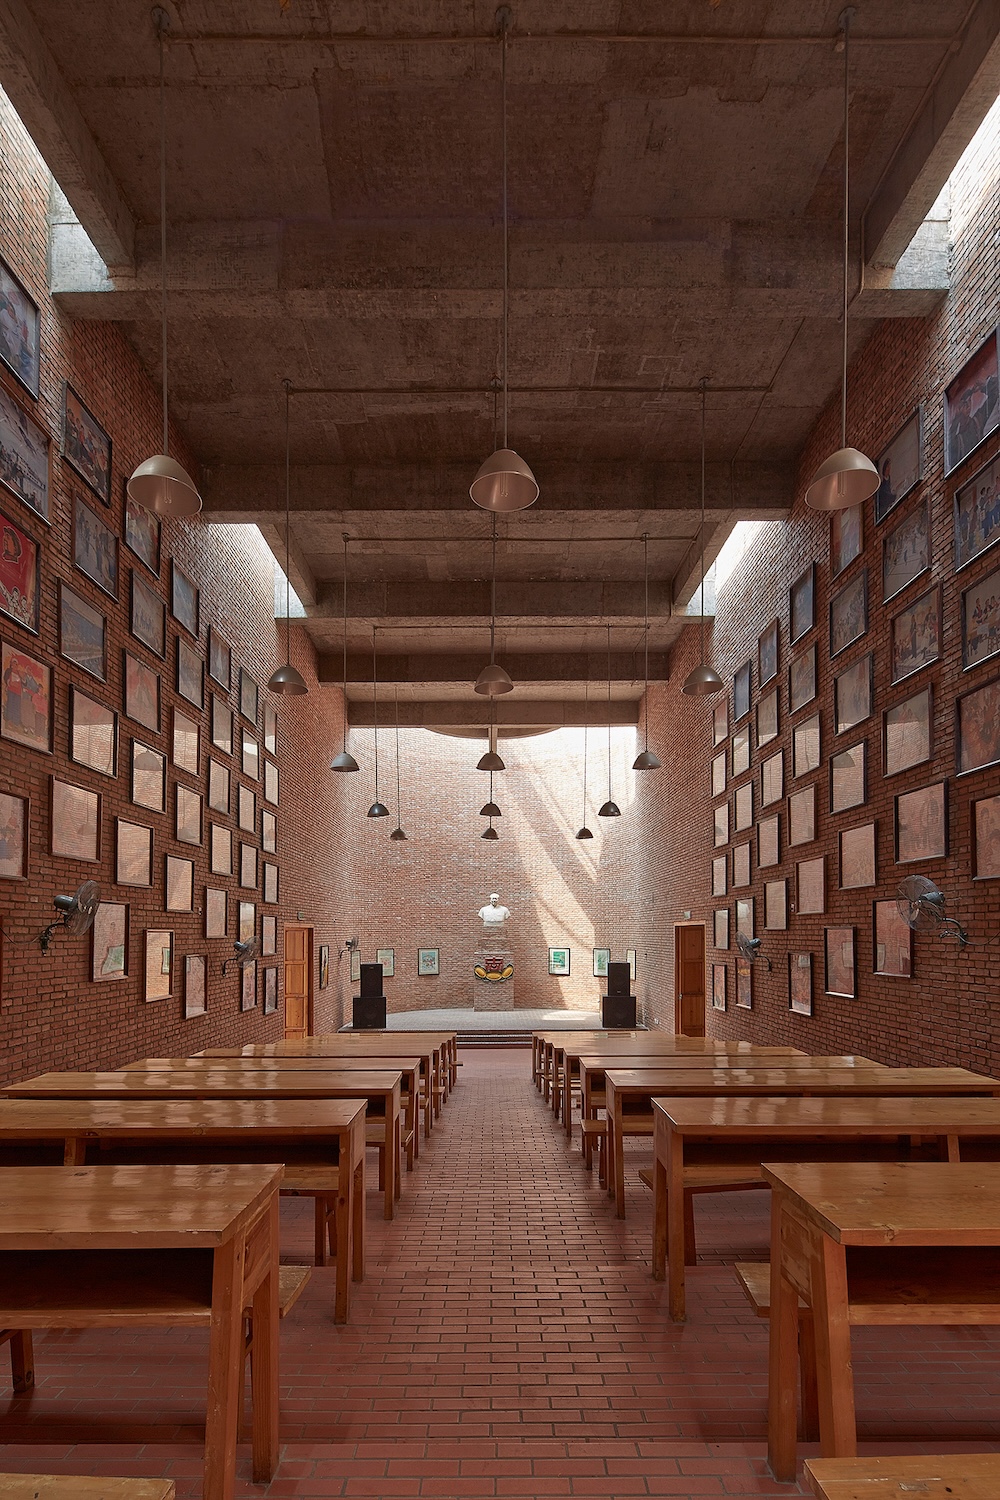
[2,1048,1000,1497]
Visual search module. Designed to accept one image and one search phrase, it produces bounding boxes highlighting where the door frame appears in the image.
[282,922,314,1038]
[673,921,706,1035]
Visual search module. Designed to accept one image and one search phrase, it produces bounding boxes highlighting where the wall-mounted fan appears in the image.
[39,880,102,953]
[343,935,359,954]
[222,936,261,975]
[896,875,968,947]
[736,932,772,971]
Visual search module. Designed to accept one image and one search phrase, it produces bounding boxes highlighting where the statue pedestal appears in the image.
[473,947,515,1010]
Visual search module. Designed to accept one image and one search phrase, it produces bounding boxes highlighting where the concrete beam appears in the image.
[319,651,670,686]
[0,0,134,271]
[348,699,639,729]
[864,3,1000,269]
[308,578,673,624]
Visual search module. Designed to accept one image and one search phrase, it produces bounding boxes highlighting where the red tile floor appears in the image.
[3,1047,1000,1497]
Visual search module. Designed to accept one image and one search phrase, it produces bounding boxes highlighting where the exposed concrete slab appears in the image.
[318,650,670,688]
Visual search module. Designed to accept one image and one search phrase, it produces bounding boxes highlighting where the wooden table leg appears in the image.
[651,1143,667,1282]
[767,1196,801,1483]
[666,1129,687,1321]
[811,1234,857,1459]
[352,1154,365,1283]
[393,1107,402,1203]
[335,1139,352,1324]
[249,1196,280,1483]
[614,1101,627,1219]
[204,1234,248,1500]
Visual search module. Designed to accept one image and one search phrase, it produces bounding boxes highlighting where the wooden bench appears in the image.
[239,1266,310,1439]
[804,1453,1000,1498]
[0,1480,174,1500]
[735,1262,817,1440]
[0,1328,32,1393]
[580,1119,607,1185]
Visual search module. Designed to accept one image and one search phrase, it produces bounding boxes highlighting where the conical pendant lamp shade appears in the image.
[471,450,539,513]
[268,661,307,694]
[475,662,514,695]
[477,749,505,771]
[331,749,360,772]
[368,800,390,818]
[632,748,662,769]
[683,662,725,696]
[481,824,499,840]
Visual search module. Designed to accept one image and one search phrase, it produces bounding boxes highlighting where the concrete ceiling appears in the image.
[3,0,999,723]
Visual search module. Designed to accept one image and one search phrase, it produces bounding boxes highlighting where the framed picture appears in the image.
[262,914,277,956]
[239,842,257,889]
[627,949,637,981]
[318,944,329,986]
[713,803,729,847]
[239,667,259,725]
[176,638,204,709]
[831,504,863,576]
[733,781,753,832]
[208,626,231,688]
[713,700,728,747]
[0,507,42,635]
[796,855,826,915]
[957,675,1000,774]
[1,641,50,752]
[0,789,28,879]
[121,651,158,734]
[0,385,48,521]
[884,686,932,777]
[792,713,820,778]
[736,896,754,939]
[210,822,233,877]
[873,899,913,977]
[414,946,438,976]
[713,908,729,949]
[733,660,751,722]
[548,947,570,976]
[264,760,279,805]
[238,901,255,944]
[757,689,779,747]
[788,953,813,1016]
[758,620,779,687]
[376,947,395,977]
[184,954,207,1018]
[264,701,277,756]
[350,947,361,982]
[130,739,165,813]
[973,793,1000,879]
[205,886,227,939]
[830,570,867,658]
[732,842,751,887]
[711,750,726,798]
[962,562,1000,670]
[238,782,256,832]
[124,492,160,576]
[891,585,941,684]
[876,407,923,519]
[711,854,727,897]
[735,956,752,1010]
[0,256,40,397]
[732,724,750,779]
[944,331,998,477]
[839,821,876,889]
[208,758,230,814]
[241,961,257,1011]
[144,928,174,1002]
[91,901,127,980]
[212,695,233,755]
[50,777,100,861]
[830,740,867,814]
[760,749,783,807]
[593,947,610,978]
[895,780,948,863]
[263,966,278,1015]
[171,709,199,777]
[242,728,260,780]
[261,807,276,853]
[834,655,872,736]
[764,878,787,930]
[59,582,106,681]
[955,450,1000,572]
[787,784,816,846]
[263,861,279,904]
[129,571,165,657]
[758,813,780,868]
[824,926,856,997]
[883,501,929,603]
[64,385,112,504]
[790,564,815,644]
[175,783,203,846]
[170,561,199,636]
[72,493,117,599]
[116,818,153,887]
[711,963,727,1011]
[789,645,817,714]
[69,686,116,777]
[165,854,194,913]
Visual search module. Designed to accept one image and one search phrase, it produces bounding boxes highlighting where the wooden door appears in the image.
[674,924,706,1035]
[283,925,313,1039]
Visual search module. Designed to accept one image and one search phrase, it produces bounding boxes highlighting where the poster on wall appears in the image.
[944,331,999,476]
[1,640,50,753]
[0,256,41,397]
[875,408,922,521]
[63,384,111,505]
[0,505,39,632]
[0,383,48,520]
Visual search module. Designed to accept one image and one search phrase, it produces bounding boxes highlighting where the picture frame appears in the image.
[376,947,395,977]
[548,947,571,976]
[957,675,1000,775]
[239,667,259,725]
[733,781,753,832]
[834,654,873,736]
[212,695,233,755]
[792,713,821,778]
[711,750,726,798]
[796,855,826,915]
[130,739,165,813]
[735,956,752,1010]
[790,564,815,644]
[0,506,41,639]
[789,644,817,714]
[264,760,279,806]
[830,740,867,815]
[943,330,998,477]
[72,492,117,599]
[592,947,610,978]
[788,952,813,1016]
[261,807,276,853]
[732,841,751,888]
[733,660,751,722]
[263,966,278,1015]
[59,582,106,681]
[712,699,728,747]
[241,961,257,1012]
[891,585,941,684]
[758,620,779,687]
[884,686,932,777]
[876,407,923,520]
[69,686,117,777]
[210,822,233,877]
[839,821,876,889]
[124,491,160,576]
[175,783,203,846]
[731,724,750,778]
[91,900,128,981]
[264,701,277,756]
[170,561,199,637]
[824,926,856,997]
[756,689,779,747]
[50,777,100,862]
[205,886,227,940]
[242,728,260,780]
[882,500,929,603]
[955,450,1000,570]
[315,943,329,987]
[831,503,863,576]
[238,782,256,833]
[972,792,1000,879]
[418,947,439,976]
[208,758,230,815]
[713,802,729,847]
[760,749,783,807]
[0,381,48,522]
[172,708,199,776]
[350,947,361,982]
[711,963,727,1011]
[176,637,204,709]
[829,570,867,658]
[873,899,913,977]
[714,908,729,949]
[144,928,174,1002]
[129,570,165,657]
[115,817,153,887]
[962,562,1000,670]
[0,256,40,397]
[736,896,754,939]
[64,385,112,504]
[787,784,816,846]
[208,626,231,689]
[238,901,255,944]
[263,861,279,904]
[711,854,727,897]
[123,650,159,733]
[184,954,207,1018]
[0,789,28,879]
[895,780,948,863]
[758,813,780,868]
[764,878,787,930]
[239,842,257,889]
[165,854,194,913]
[262,915,277,957]
[1,640,50,753]
[626,949,637,981]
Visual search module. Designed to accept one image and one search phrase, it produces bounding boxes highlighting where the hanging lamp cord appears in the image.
[156,10,169,455]
[490,516,498,666]
[642,532,650,750]
[283,379,292,665]
[394,685,403,825]
[582,676,589,819]
[501,11,509,448]
[699,378,708,666]
[372,625,379,793]
[606,623,613,799]
[840,7,851,450]
[342,533,349,752]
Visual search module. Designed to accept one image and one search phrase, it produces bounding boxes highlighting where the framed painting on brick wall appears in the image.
[873,899,913,977]
[130,739,165,813]
[733,661,751,722]
[761,749,783,807]
[789,644,817,714]
[736,896,754,939]
[0,789,28,879]
[170,561,199,637]
[788,952,813,1016]
[241,961,257,1011]
[834,654,873,736]
[165,854,194,913]
[883,500,929,602]
[732,842,751,887]
[144,929,174,1002]
[69,686,116,776]
[130,570,165,657]
[713,802,728,847]
[788,785,816,846]
[713,909,729,949]
[0,505,40,634]
[2,641,50,753]
[790,565,815,644]
[262,915,277,956]
[830,570,868,658]
[63,384,111,506]
[205,887,227,939]
[891,586,941,684]
[758,620,779,687]
[263,965,278,1015]
[796,856,825,915]
[711,855,727,897]
[0,256,40,398]
[123,491,160,576]
[955,450,1000,569]
[60,582,105,680]
[793,713,821,778]
[732,724,750,778]
[876,408,923,520]
[713,700,728,747]
[764,878,787,930]
[184,954,207,1018]
[831,504,862,576]
[116,818,153,887]
[839,822,876,889]
[884,686,932,776]
[711,963,727,1011]
[736,956,752,1009]
[711,750,726,797]
[824,926,856,998]
[973,792,1000,879]
[50,778,100,862]
[895,781,948,863]
[961,561,1000,669]
[757,689,779,747]
[73,491,118,599]
[943,331,998,477]
[208,626,231,688]
[830,740,867,814]
[91,901,127,981]
[758,813,780,868]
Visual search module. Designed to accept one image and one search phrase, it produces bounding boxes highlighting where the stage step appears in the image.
[457,1030,533,1047]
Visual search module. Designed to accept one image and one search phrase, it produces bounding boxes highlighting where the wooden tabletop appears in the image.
[653,1096,1000,1134]
[555,1036,802,1052]
[7,1070,401,1099]
[0,1096,366,1136]
[0,1162,281,1248]
[125,1055,421,1075]
[0,1480,175,1500]
[763,1160,1000,1244]
[804,1453,1000,1499]
[581,1054,878,1071]
[605,1066,997,1095]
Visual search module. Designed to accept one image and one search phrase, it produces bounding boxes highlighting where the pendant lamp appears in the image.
[389,685,407,840]
[576,678,594,839]
[477,716,506,772]
[127,9,202,519]
[682,381,725,696]
[331,533,360,771]
[475,518,513,694]
[470,10,538,512]
[598,626,621,818]
[267,380,308,695]
[632,532,662,769]
[804,7,879,512]
[367,626,389,817]
[480,767,501,818]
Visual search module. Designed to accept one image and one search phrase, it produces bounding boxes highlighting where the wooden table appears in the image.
[766,1161,1000,1480]
[0,1480,175,1500]
[0,1096,366,1323]
[6,1070,401,1223]
[653,1094,1000,1320]
[604,1066,1000,1219]
[0,1163,280,1500]
[804,1453,1000,1498]
[531,1030,645,1095]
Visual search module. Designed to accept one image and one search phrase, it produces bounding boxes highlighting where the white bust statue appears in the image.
[478,892,511,930]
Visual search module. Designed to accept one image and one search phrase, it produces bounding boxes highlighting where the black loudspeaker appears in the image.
[360,963,383,997]
[353,994,387,1029]
[607,961,631,996]
[601,994,637,1028]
